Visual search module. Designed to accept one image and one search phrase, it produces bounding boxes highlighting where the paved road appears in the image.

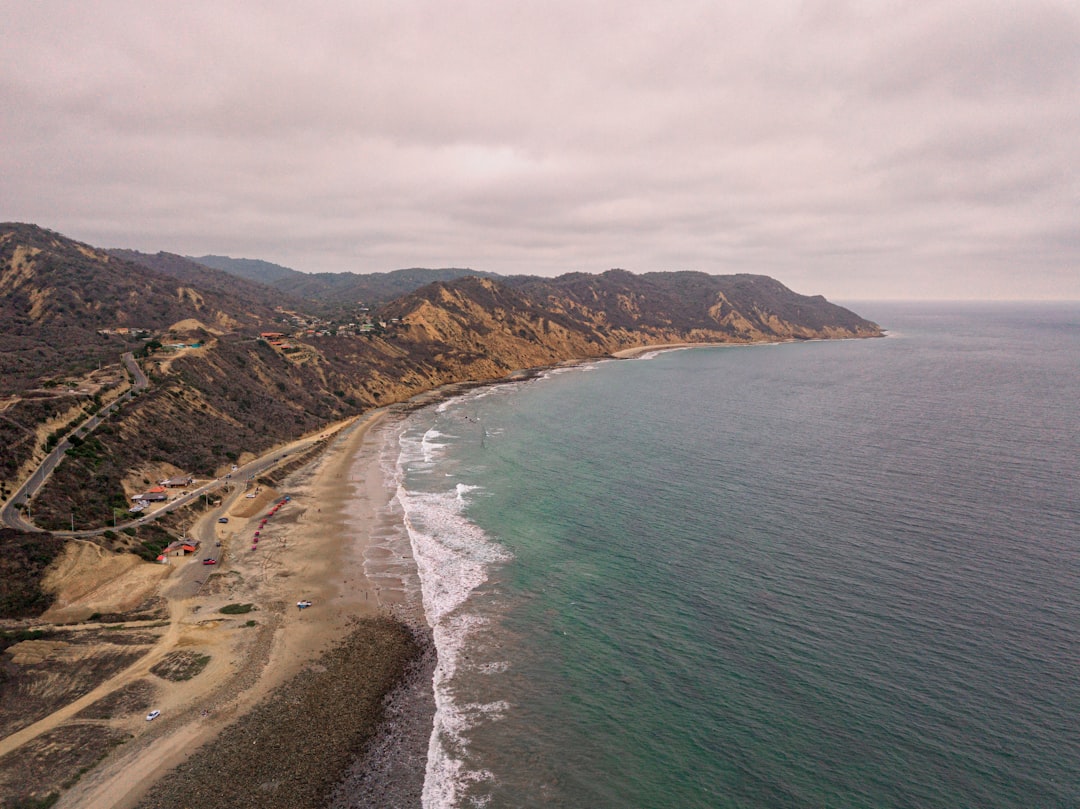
[1,352,147,532]
[2,346,355,540]
[7,419,347,541]
[123,351,147,388]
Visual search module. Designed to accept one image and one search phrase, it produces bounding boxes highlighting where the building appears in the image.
[161,539,200,558]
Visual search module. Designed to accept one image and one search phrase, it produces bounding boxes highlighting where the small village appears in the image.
[96,304,401,357]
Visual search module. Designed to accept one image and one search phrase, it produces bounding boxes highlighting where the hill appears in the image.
[189,254,305,285]
[2,222,880,538]
[109,249,308,317]
[193,254,498,307]
[506,269,878,341]
[1,224,224,394]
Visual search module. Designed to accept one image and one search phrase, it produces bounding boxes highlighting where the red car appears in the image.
[202,558,217,565]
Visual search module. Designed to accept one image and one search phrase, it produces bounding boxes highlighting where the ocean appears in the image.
[366,302,1080,808]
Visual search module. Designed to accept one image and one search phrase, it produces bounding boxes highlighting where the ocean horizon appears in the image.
[359,301,1079,808]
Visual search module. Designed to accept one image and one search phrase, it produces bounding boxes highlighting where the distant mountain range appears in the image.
[190,253,499,308]
[1,222,880,536]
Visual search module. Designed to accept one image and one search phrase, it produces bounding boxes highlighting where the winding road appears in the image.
[1,353,147,532]
[1,352,340,539]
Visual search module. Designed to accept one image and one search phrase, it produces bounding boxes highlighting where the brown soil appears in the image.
[40,541,171,624]
[227,486,280,519]
[74,678,158,721]
[0,629,158,740]
[0,723,133,804]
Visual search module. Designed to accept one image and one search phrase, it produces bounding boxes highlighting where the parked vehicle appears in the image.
[218,517,229,523]
[146,710,161,721]
[203,558,217,565]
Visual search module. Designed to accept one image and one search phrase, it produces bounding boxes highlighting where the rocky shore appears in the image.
[134,616,424,809]
[328,625,437,808]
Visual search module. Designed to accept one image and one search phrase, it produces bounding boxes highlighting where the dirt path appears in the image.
[0,600,183,759]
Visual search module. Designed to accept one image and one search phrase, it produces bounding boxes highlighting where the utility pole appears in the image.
[70,512,74,532]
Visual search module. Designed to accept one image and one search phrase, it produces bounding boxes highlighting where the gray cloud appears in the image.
[2,0,1078,299]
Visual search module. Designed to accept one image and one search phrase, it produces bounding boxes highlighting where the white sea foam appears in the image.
[631,348,677,361]
[469,386,502,400]
[424,614,508,808]
[420,427,450,464]
[539,362,600,379]
[455,483,481,500]
[392,419,512,808]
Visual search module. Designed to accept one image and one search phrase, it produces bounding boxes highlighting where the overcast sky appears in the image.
[3,1,1078,299]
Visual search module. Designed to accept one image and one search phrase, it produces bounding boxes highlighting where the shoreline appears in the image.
[42,337,831,807]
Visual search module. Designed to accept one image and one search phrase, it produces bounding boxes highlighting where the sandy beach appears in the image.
[611,341,724,359]
[34,408,432,809]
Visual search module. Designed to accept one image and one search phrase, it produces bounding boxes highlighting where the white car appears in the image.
[146,710,161,721]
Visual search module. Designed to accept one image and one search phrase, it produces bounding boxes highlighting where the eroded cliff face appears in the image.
[385,274,881,382]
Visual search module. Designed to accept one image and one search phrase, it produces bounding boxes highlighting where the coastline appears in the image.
[42,336,854,808]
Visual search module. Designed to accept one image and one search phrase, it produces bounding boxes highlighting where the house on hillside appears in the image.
[160,539,200,558]
[162,476,193,488]
[134,484,168,502]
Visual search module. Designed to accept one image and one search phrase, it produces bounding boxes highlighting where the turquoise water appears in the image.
[389,303,1080,808]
